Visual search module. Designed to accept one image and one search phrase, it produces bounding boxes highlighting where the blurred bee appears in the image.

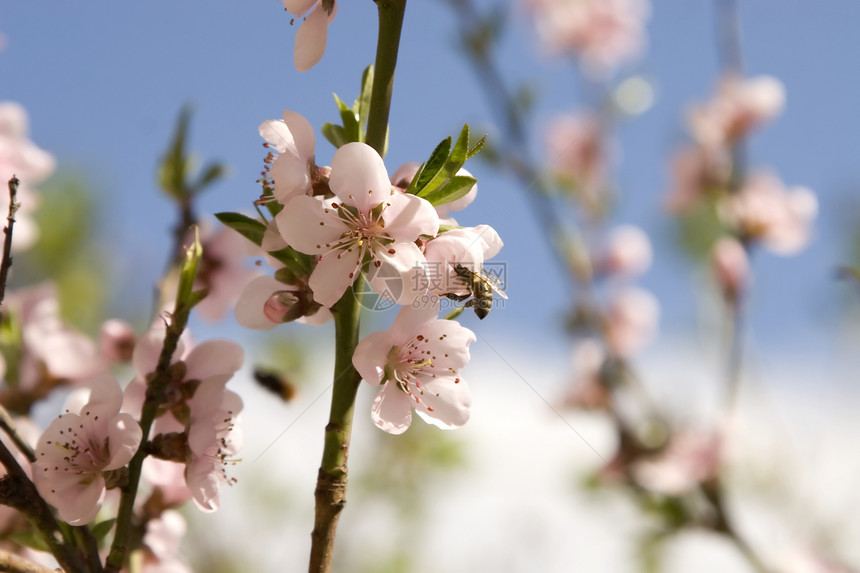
[444,264,508,319]
[253,368,297,402]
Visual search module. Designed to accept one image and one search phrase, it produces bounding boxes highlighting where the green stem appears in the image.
[307,2,406,571]
[308,286,363,573]
[365,0,407,155]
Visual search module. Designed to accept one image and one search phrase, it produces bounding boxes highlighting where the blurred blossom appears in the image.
[545,112,605,201]
[141,510,191,573]
[711,237,750,302]
[604,287,659,357]
[666,144,730,212]
[5,283,103,392]
[599,224,652,279]
[687,75,785,149]
[525,0,650,76]
[723,172,818,255]
[561,339,610,410]
[633,429,721,495]
[34,374,142,525]
[779,549,857,573]
[99,318,137,363]
[194,225,260,323]
[283,0,337,72]
[142,458,192,507]
[353,302,475,434]
[0,102,56,252]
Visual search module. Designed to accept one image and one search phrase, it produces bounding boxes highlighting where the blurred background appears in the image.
[2,1,860,571]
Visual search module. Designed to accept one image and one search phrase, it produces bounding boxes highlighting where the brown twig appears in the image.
[0,176,20,313]
[0,548,58,573]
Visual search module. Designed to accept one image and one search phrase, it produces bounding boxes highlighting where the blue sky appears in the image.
[2,1,860,362]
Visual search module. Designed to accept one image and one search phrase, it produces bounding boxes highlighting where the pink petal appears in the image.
[329,143,391,213]
[294,4,329,72]
[258,119,294,153]
[413,376,471,430]
[390,161,420,188]
[420,320,476,374]
[235,276,281,330]
[184,339,244,381]
[388,302,439,344]
[308,247,362,307]
[367,242,429,305]
[436,168,477,216]
[371,383,414,435]
[352,331,391,386]
[381,193,439,241]
[469,224,504,260]
[104,414,143,470]
[282,110,316,161]
[186,458,221,512]
[276,195,348,255]
[270,152,311,203]
[54,479,106,525]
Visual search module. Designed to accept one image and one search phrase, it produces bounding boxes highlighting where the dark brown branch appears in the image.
[0,177,20,313]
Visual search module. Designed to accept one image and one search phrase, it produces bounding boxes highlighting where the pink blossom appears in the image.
[185,384,243,512]
[724,172,817,255]
[283,0,337,72]
[604,287,659,357]
[711,237,750,301]
[142,458,192,507]
[194,224,260,322]
[665,144,731,212]
[276,142,439,307]
[141,510,192,573]
[99,319,137,363]
[545,112,605,198]
[353,302,475,434]
[0,102,54,252]
[5,284,103,392]
[598,225,652,279]
[633,429,721,495]
[527,0,649,76]
[259,110,318,203]
[687,75,785,148]
[34,374,142,525]
[562,339,610,410]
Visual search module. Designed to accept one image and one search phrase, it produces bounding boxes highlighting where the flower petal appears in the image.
[353,331,391,386]
[329,142,391,212]
[367,242,429,305]
[184,339,244,381]
[371,383,414,435]
[270,152,311,202]
[104,414,143,470]
[413,376,471,430]
[388,300,439,344]
[283,0,317,15]
[294,4,329,72]
[235,276,282,330]
[282,110,315,161]
[276,195,348,254]
[308,247,362,307]
[381,193,439,240]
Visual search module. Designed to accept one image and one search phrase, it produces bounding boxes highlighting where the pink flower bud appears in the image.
[99,319,137,363]
[600,225,653,278]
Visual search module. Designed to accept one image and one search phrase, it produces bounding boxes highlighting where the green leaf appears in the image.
[158,105,192,199]
[407,136,452,195]
[91,518,117,541]
[334,93,360,143]
[356,65,374,139]
[444,306,465,320]
[321,122,348,149]
[269,247,314,276]
[214,212,267,246]
[467,134,487,159]
[10,530,49,552]
[418,175,476,207]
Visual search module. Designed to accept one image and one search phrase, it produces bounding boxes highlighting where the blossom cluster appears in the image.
[231,109,503,433]
[667,76,817,302]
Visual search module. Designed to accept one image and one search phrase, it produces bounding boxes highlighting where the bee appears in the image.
[444,264,508,319]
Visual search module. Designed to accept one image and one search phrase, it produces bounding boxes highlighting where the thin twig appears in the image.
[0,176,20,312]
[0,404,36,463]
